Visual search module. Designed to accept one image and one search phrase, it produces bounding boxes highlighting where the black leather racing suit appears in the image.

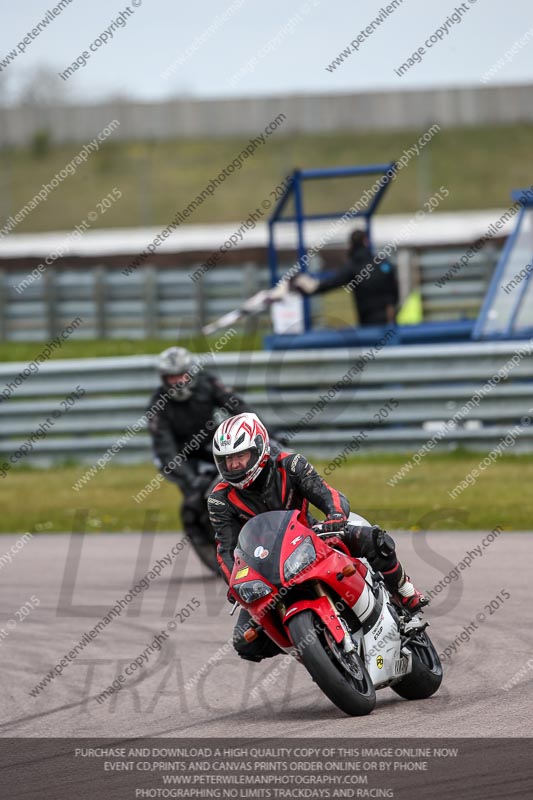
[207,451,403,662]
[147,372,250,541]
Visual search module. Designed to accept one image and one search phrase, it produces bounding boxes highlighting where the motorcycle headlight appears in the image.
[283,537,316,581]
[236,580,272,604]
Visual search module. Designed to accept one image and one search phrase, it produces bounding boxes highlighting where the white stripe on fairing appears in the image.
[351,583,375,622]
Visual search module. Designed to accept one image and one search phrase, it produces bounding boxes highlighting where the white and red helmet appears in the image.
[212,413,270,489]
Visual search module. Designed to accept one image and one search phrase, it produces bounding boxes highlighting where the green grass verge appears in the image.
[2,124,532,234]
[0,331,264,363]
[4,452,533,534]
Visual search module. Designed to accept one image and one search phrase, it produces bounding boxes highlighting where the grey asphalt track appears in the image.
[0,529,532,738]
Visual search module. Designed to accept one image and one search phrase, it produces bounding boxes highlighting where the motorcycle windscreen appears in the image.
[234,510,295,587]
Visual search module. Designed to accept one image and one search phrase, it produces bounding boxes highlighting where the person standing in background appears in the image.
[293,228,399,326]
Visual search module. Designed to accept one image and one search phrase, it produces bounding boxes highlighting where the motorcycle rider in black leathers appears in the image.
[208,412,428,662]
[147,347,250,545]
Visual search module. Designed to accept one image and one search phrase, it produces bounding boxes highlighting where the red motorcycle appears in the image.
[229,509,442,716]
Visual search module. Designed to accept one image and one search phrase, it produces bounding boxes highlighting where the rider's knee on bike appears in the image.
[345,524,428,611]
[344,524,396,572]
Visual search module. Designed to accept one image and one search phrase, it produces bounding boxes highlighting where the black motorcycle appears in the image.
[182,463,221,574]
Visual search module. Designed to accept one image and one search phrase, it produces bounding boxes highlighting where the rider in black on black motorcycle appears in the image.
[147,346,251,548]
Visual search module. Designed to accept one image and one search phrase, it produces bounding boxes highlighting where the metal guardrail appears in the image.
[1,340,533,466]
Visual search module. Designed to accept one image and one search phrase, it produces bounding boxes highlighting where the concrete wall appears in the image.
[2,84,533,146]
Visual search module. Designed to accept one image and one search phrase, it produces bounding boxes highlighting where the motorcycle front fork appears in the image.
[314,583,356,654]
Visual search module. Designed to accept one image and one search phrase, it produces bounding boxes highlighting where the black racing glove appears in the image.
[321,513,348,534]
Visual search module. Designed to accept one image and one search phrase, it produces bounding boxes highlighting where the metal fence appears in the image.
[1,341,532,468]
[4,85,533,146]
[0,244,500,340]
[419,245,499,321]
[0,263,272,341]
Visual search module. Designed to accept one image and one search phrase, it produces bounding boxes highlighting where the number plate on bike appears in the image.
[394,657,409,676]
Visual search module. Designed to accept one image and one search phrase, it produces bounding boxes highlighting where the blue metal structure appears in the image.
[267,168,533,349]
[473,189,533,340]
[264,319,475,350]
[268,163,396,332]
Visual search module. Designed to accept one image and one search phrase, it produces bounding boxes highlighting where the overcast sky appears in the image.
[1,0,533,104]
